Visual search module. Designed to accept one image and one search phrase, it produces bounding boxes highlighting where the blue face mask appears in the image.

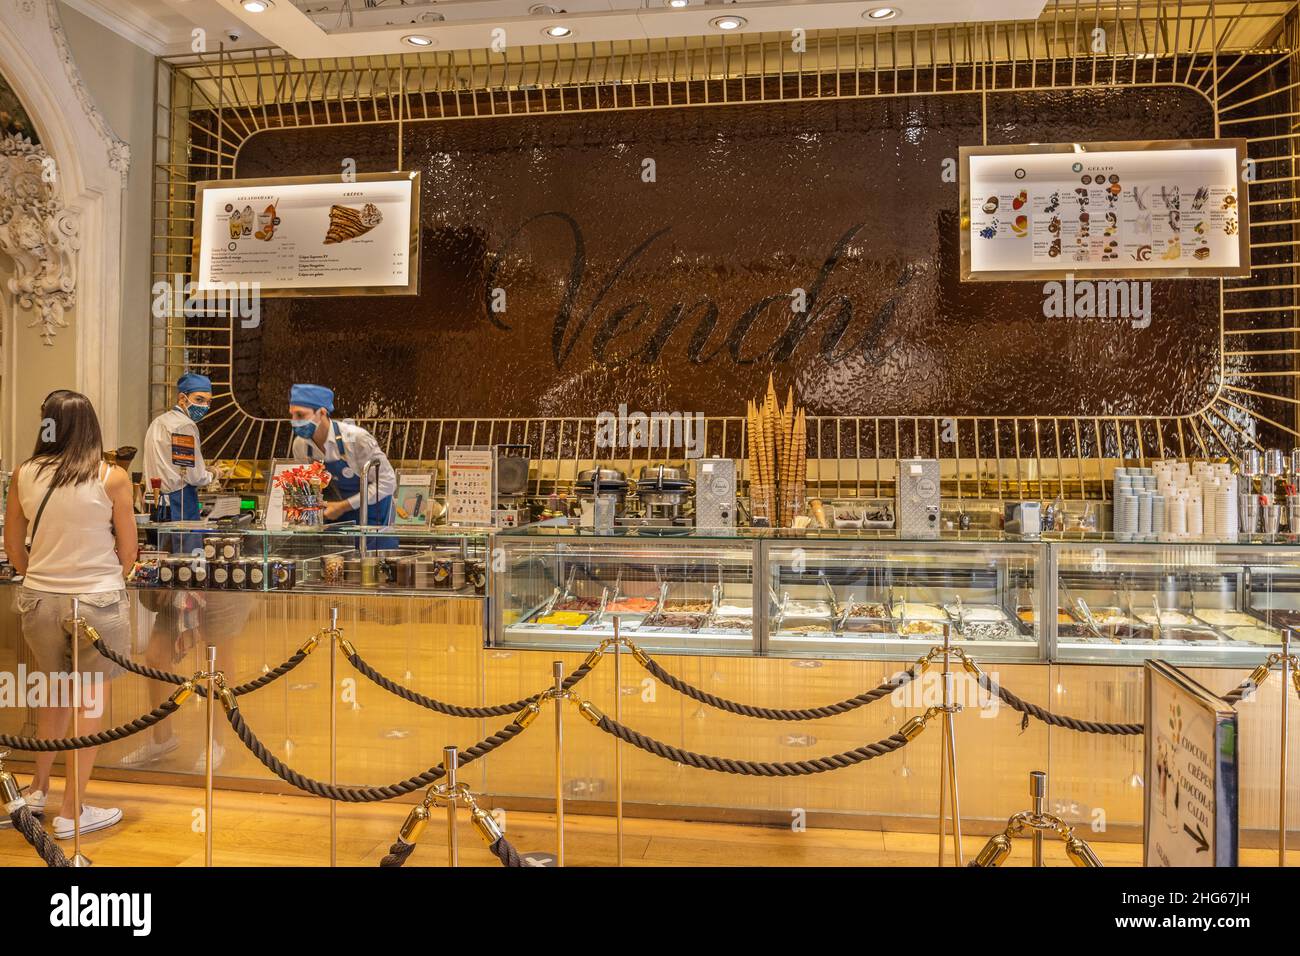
[291,419,317,440]
[186,403,210,423]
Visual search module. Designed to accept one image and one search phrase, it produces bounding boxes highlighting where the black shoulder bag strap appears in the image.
[25,484,56,554]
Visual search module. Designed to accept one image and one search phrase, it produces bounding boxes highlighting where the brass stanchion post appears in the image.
[1281,630,1291,867]
[444,745,459,868]
[936,627,963,866]
[69,599,90,867]
[329,606,339,869]
[1030,770,1047,867]
[613,620,624,867]
[553,659,565,867]
[204,644,217,868]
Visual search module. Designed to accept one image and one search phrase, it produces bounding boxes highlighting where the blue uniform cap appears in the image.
[289,383,334,414]
[177,372,212,395]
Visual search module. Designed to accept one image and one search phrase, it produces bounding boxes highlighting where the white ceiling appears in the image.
[62,0,1048,56]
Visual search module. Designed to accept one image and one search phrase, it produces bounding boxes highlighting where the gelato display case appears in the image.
[1051,538,1300,665]
[492,528,1300,666]
[764,533,1044,662]
[492,527,761,654]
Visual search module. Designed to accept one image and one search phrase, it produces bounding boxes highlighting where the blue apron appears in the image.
[306,422,395,548]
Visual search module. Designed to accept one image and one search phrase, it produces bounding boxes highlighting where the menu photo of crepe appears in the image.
[324,202,383,244]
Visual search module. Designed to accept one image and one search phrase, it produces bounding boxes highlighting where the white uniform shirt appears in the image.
[290,419,397,511]
[142,407,212,494]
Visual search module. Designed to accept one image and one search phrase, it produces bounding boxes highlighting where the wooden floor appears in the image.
[0,776,1283,867]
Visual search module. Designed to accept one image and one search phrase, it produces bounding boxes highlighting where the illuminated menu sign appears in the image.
[192,171,419,296]
[961,140,1250,280]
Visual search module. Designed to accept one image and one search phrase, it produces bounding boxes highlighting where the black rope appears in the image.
[641,656,918,720]
[91,638,309,697]
[379,839,418,867]
[9,805,69,866]
[225,704,526,802]
[489,835,524,867]
[345,651,592,718]
[975,673,1142,735]
[594,713,913,776]
[0,701,181,751]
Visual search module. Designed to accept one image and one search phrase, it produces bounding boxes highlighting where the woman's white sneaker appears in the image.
[53,805,123,839]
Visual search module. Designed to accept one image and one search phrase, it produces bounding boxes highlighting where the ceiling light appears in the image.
[241,0,273,12]
[666,0,689,6]
[864,6,898,19]
[544,25,573,37]
[710,15,745,29]
[402,34,435,46]
[529,4,558,13]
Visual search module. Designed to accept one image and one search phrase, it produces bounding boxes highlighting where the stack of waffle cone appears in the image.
[745,375,807,526]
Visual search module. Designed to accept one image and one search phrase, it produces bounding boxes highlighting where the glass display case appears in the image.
[1051,538,1300,665]
[138,523,490,597]
[492,527,761,653]
[764,533,1044,662]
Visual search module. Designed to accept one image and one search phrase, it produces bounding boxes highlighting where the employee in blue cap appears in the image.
[142,371,214,524]
[288,383,396,525]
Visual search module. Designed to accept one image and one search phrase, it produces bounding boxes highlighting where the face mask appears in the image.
[186,403,210,423]
[291,419,317,440]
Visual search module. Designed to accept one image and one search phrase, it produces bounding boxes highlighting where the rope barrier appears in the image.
[88,624,319,697]
[576,697,939,776]
[489,835,525,867]
[224,695,534,802]
[639,654,920,720]
[0,699,183,751]
[1,761,69,866]
[8,804,69,866]
[343,642,594,717]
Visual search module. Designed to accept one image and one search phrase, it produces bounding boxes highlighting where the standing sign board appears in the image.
[1143,660,1239,867]
[445,447,496,528]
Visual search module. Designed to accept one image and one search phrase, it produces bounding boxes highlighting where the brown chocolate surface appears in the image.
[233,86,1223,428]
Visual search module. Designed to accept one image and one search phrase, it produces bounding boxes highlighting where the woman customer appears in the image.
[2,390,139,838]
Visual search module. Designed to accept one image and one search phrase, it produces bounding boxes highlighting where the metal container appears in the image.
[896,458,941,539]
[1266,448,1286,477]
[576,467,629,525]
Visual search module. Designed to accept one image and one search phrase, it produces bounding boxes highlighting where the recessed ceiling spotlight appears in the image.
[544,24,573,37]
[710,14,746,29]
[666,0,689,6]
[402,34,435,46]
[864,6,898,19]
[529,4,558,13]
[241,0,274,12]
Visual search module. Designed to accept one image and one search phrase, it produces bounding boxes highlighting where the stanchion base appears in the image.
[71,853,93,868]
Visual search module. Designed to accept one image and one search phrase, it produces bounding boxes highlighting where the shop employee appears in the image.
[142,372,213,521]
[288,383,396,524]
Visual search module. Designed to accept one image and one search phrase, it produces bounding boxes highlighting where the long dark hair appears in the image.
[28,390,104,488]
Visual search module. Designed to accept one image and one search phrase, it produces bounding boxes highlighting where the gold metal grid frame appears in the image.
[150,1,1300,501]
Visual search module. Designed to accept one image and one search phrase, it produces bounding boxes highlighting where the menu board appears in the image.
[192,172,420,296]
[1143,661,1239,867]
[445,447,496,528]
[961,140,1250,280]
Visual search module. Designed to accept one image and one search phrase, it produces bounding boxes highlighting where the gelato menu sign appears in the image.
[1143,661,1239,867]
[192,171,420,296]
[961,139,1250,280]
